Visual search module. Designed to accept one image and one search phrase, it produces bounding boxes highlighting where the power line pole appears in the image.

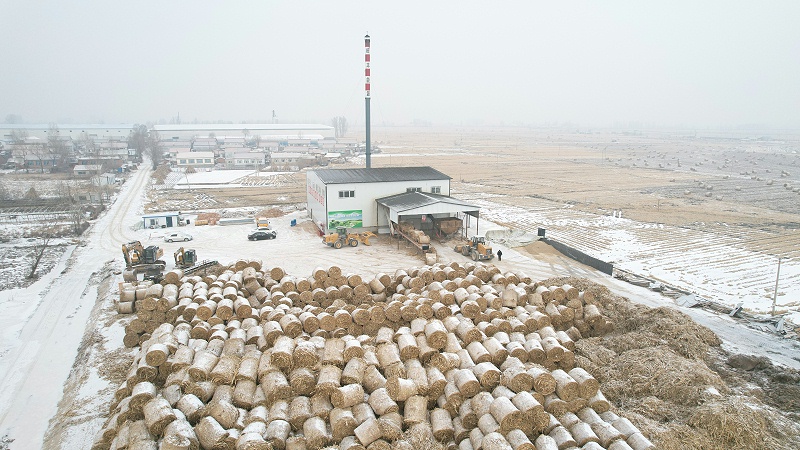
[771,257,782,316]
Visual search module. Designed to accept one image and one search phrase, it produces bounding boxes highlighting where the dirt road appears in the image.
[0,164,151,449]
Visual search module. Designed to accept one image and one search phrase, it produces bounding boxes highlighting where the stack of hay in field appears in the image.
[100,261,654,450]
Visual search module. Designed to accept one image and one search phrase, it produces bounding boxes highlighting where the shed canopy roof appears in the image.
[313,166,450,185]
[376,191,480,221]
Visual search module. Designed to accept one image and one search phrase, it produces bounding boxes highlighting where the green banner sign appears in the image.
[328,210,363,228]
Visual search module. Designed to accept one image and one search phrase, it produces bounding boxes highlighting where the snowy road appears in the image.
[0,164,151,449]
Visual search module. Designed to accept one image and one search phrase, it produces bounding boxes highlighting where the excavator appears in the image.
[323,226,376,249]
[174,247,197,269]
[454,236,495,261]
[122,240,166,281]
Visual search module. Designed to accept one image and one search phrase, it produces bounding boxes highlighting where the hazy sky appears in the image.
[1,1,798,128]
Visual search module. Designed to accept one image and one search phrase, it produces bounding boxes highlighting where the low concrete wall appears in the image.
[543,238,614,275]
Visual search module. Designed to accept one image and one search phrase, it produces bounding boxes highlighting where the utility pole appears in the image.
[771,257,782,315]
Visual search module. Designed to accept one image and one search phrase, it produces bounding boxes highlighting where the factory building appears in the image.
[307,166,481,236]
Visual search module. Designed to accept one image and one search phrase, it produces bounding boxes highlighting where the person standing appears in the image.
[497,249,503,261]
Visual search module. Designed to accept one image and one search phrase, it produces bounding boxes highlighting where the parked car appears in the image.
[164,231,193,242]
[248,230,277,241]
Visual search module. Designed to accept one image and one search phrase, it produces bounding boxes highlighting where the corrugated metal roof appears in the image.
[376,191,479,212]
[313,166,451,184]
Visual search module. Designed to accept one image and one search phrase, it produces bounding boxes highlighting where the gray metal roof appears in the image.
[313,166,451,184]
[376,191,479,212]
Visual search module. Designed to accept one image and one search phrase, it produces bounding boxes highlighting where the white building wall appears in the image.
[313,179,450,232]
[306,171,327,229]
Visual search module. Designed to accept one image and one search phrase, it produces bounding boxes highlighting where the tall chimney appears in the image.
[364,33,372,169]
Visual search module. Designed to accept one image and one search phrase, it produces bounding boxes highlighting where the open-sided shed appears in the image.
[376,191,482,238]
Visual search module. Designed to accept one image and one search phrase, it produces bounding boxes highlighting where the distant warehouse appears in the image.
[307,166,482,236]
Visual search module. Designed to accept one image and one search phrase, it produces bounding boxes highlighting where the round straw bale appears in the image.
[611,417,638,437]
[161,418,198,450]
[261,321,282,346]
[466,341,491,364]
[386,377,417,402]
[343,339,364,360]
[591,421,624,447]
[355,417,382,446]
[548,425,576,449]
[505,428,534,450]
[544,394,568,417]
[321,337,346,367]
[470,391,494,418]
[551,370,579,401]
[176,393,205,424]
[431,408,455,442]
[490,396,524,433]
[477,413,500,435]
[236,356,259,383]
[264,419,291,449]
[362,364,387,394]
[310,392,333,421]
[293,339,320,368]
[482,432,512,450]
[269,399,290,422]
[245,406,268,426]
[188,350,218,381]
[500,365,533,393]
[569,421,599,446]
[534,434,559,450]
[625,432,655,450]
[397,333,420,360]
[527,365,557,396]
[523,337,545,364]
[457,400,477,430]
[426,366,447,398]
[512,390,544,425]
[403,395,428,426]
[567,367,599,399]
[279,314,302,338]
[454,369,481,398]
[589,390,610,413]
[473,362,501,389]
[319,410,352,443]
[261,370,291,404]
[339,436,367,450]
[341,357,367,385]
[143,397,176,437]
[207,400,239,429]
[317,365,343,394]
[376,343,402,370]
[232,379,257,409]
[130,381,158,412]
[368,388,398,415]
[378,411,403,441]
[271,335,295,369]
[184,380,215,403]
[211,355,240,385]
[287,396,312,430]
[332,384,365,409]
[288,367,316,395]
[469,427,485,450]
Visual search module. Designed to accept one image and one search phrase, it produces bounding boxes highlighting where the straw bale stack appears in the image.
[99,263,647,450]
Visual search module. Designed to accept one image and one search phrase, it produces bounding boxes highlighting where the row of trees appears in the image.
[127,124,164,169]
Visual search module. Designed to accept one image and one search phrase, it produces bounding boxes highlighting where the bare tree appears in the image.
[145,129,164,169]
[331,116,348,138]
[47,124,71,172]
[10,129,28,143]
[81,132,97,157]
[127,124,148,161]
[27,234,52,279]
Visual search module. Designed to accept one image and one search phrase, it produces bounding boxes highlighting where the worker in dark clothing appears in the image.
[497,249,503,261]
